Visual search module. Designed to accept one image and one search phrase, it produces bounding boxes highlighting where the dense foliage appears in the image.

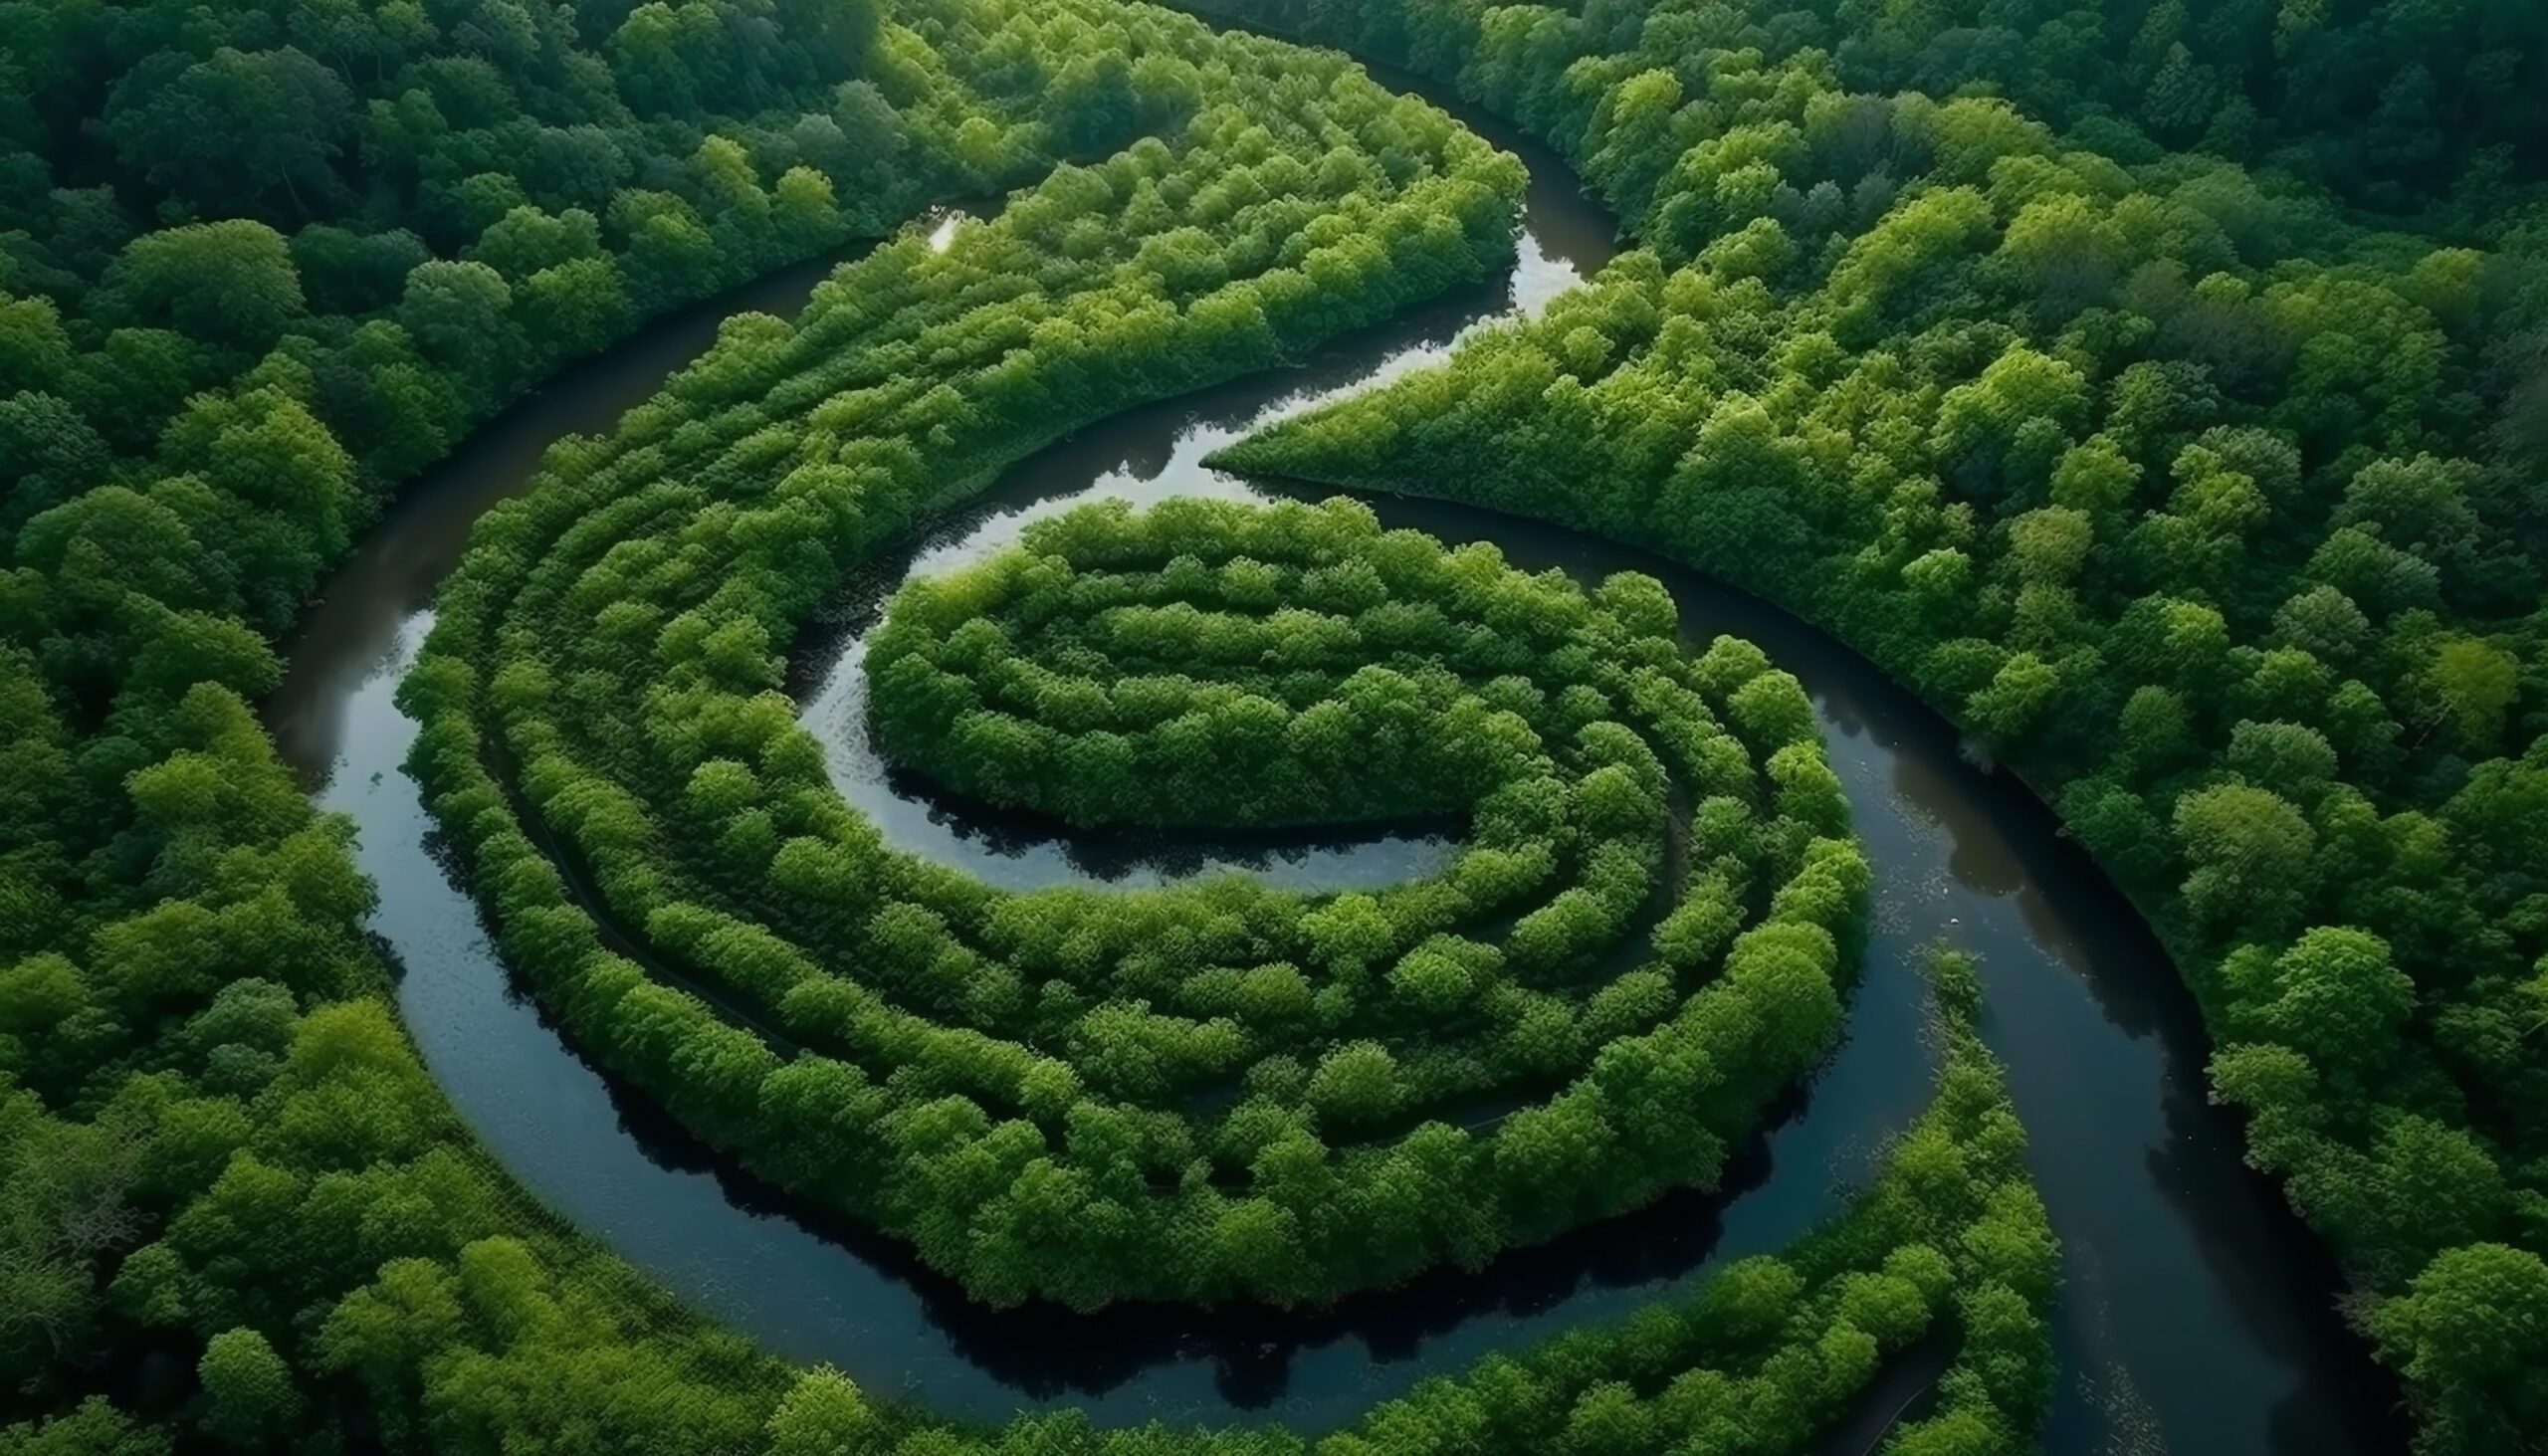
[0,0,997,629]
[403,183,1874,1302]
[0,0,1543,1444]
[820,496,1855,1302]
[784,958,2058,1456]
[9,948,2058,1456]
[399,0,1544,1308]
[19,0,2530,1446]
[1192,0,2548,1447]
[0,0,2050,1439]
[0,0,1047,1424]
[1235,0,2548,215]
[794,960,2061,1456]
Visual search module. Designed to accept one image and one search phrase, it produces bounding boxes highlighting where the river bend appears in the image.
[264,49,2394,1455]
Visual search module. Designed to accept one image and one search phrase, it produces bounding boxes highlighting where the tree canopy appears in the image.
[1209,0,2548,1445]
[6,0,2542,1449]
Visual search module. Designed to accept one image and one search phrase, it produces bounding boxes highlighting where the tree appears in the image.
[2143,45,2220,142]
[2354,1118,2510,1284]
[104,48,353,220]
[622,204,722,311]
[2172,782,2316,936]
[199,1328,301,1447]
[1309,1041,1403,1128]
[2272,585,2369,663]
[70,327,214,450]
[1929,346,2091,496]
[2005,507,2093,585]
[2224,721,2337,804]
[314,1258,464,1442]
[0,296,75,396]
[104,222,306,353]
[0,393,111,533]
[610,4,715,114]
[1586,70,1686,221]
[774,167,845,253]
[0,1398,172,1456]
[2372,1244,2548,1450]
[519,258,631,361]
[397,260,519,378]
[825,82,908,194]
[2223,927,2412,1082]
[156,387,357,621]
[2336,456,2479,571]
[15,486,226,616]
[465,206,603,282]
[2422,638,2518,756]
[766,1365,878,1456]
[1964,652,2062,748]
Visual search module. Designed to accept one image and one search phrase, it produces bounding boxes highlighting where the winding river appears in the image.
[264,48,2400,1456]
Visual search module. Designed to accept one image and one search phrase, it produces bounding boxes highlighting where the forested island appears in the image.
[0,0,2541,1454]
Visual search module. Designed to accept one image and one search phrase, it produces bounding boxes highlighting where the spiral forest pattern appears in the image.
[438,472,1872,1308]
[394,0,1888,1299]
[5,0,2538,1450]
[374,0,2055,1444]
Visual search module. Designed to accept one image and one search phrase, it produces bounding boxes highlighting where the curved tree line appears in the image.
[0,0,2066,1449]
[0,0,1362,1436]
[374,0,1873,1311]
[15,0,2499,1449]
[1191,0,2548,1448]
[0,0,1157,1433]
[424,470,1868,1306]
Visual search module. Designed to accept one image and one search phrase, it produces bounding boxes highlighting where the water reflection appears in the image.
[1330,493,2399,1454]
[801,627,1461,892]
[262,54,2395,1456]
[267,244,878,785]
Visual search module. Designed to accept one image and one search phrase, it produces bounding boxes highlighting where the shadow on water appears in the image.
[268,239,884,781]
[1312,491,2404,1454]
[1807,1332,1957,1456]
[497,963,1835,1407]
[264,42,2401,1455]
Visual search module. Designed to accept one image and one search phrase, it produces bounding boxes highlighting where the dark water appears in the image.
[263,54,2397,1455]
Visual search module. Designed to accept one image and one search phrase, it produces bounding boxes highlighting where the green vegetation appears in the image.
[6,940,2056,1456]
[804,956,2061,1456]
[1191,0,2548,1447]
[0,0,1015,1432]
[393,0,1570,1307]
[0,0,1617,1443]
[425,483,1866,1307]
[0,0,2033,1434]
[0,0,985,630]
[7,0,2541,1447]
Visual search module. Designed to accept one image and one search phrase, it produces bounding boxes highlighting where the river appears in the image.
[262,45,2398,1455]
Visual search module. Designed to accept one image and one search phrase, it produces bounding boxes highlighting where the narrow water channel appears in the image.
[264,50,2398,1455]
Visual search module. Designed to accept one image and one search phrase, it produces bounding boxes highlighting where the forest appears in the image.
[1206,0,2548,1450]
[414,479,1868,1307]
[0,0,2540,1453]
